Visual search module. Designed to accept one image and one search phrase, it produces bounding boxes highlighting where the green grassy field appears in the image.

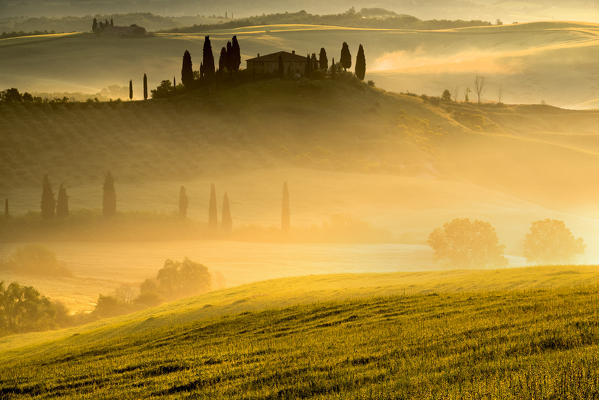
[2,267,599,398]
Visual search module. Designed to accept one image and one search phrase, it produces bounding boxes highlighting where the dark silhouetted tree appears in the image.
[129,80,133,100]
[92,18,98,33]
[278,54,284,77]
[173,76,176,89]
[225,41,233,71]
[219,47,227,72]
[179,186,188,218]
[524,219,585,264]
[311,53,318,71]
[319,48,328,70]
[110,17,113,27]
[305,53,311,77]
[231,35,241,71]
[41,175,55,219]
[282,182,290,233]
[103,172,116,218]
[202,36,215,80]
[340,42,352,71]
[56,184,69,218]
[143,74,148,100]
[442,89,451,101]
[221,193,232,233]
[428,218,507,268]
[355,44,366,80]
[181,50,193,88]
[209,183,217,230]
[331,57,336,77]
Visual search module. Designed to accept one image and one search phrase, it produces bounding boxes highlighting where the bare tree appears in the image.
[452,86,460,102]
[474,75,485,104]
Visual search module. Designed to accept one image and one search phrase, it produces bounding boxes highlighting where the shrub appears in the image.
[3,245,71,277]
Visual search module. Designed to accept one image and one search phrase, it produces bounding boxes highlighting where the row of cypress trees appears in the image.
[280,42,366,80]
[181,35,241,88]
[39,173,116,219]
[30,176,291,233]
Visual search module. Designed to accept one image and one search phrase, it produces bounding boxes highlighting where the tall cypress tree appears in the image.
[221,192,232,234]
[129,80,133,100]
[231,35,241,72]
[103,172,116,218]
[219,47,227,72]
[331,57,336,77]
[181,50,193,88]
[226,41,233,72]
[143,73,148,100]
[340,42,352,71]
[41,174,55,219]
[319,48,328,70]
[305,53,311,77]
[56,184,69,218]
[179,186,188,218]
[282,182,290,233]
[92,18,98,33]
[355,44,366,81]
[208,183,217,230]
[202,36,215,80]
[311,53,318,71]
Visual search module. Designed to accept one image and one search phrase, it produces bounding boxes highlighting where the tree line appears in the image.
[6,174,292,233]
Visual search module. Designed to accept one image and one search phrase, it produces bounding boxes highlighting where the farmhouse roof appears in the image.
[247,51,307,62]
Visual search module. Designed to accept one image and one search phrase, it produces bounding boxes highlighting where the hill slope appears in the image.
[2,267,599,398]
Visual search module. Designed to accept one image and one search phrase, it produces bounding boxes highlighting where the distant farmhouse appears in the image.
[246,51,307,76]
[92,18,146,37]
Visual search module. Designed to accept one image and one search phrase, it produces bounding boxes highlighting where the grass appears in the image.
[2,266,599,398]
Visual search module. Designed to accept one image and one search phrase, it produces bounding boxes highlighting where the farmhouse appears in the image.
[246,51,307,76]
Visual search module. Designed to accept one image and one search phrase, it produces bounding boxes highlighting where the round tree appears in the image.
[428,218,507,268]
[524,219,585,264]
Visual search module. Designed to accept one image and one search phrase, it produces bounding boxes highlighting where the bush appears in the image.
[3,245,71,277]
[142,258,211,300]
[428,218,507,268]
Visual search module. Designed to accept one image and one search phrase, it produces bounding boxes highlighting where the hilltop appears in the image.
[2,266,599,398]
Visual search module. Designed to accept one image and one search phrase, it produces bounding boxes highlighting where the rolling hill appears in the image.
[2,267,599,398]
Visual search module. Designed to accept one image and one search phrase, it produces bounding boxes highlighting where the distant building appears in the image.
[93,18,146,37]
[246,51,307,76]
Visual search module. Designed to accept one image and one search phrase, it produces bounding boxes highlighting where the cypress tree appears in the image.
[103,172,116,218]
[143,73,148,100]
[340,42,352,71]
[319,48,328,70]
[219,47,227,72]
[56,184,69,218]
[221,192,232,233]
[4,199,8,219]
[331,57,336,77]
[231,35,241,71]
[311,53,318,71]
[355,44,366,81]
[282,182,290,233]
[92,18,98,33]
[305,53,311,77]
[181,50,193,88]
[202,36,215,80]
[226,41,233,72]
[41,174,55,219]
[278,54,284,78]
[179,186,188,218]
[208,183,217,230]
[129,80,133,100]
[110,17,113,27]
